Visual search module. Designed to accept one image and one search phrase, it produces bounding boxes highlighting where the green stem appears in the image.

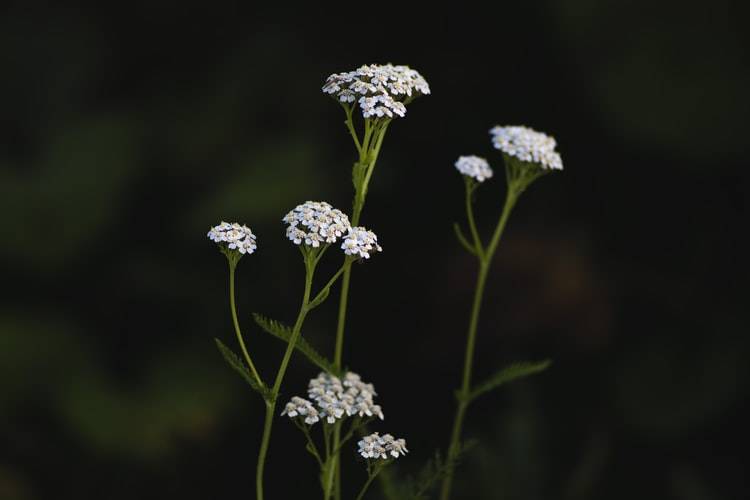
[333,260,353,365]
[344,105,363,155]
[464,179,485,259]
[331,120,389,500]
[228,260,262,386]
[323,420,343,499]
[355,465,382,500]
[255,256,315,500]
[439,187,519,500]
[311,262,348,307]
[255,402,275,500]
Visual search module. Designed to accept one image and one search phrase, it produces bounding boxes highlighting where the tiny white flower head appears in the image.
[207,221,257,255]
[489,125,563,171]
[282,201,351,248]
[341,226,382,260]
[323,63,430,119]
[357,432,408,460]
[280,396,320,425]
[455,155,493,182]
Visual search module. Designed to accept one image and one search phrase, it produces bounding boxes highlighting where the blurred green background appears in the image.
[1,2,748,499]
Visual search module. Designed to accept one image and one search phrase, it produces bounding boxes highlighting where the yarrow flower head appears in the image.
[489,125,563,171]
[357,432,408,460]
[341,226,382,260]
[322,64,430,119]
[282,201,351,248]
[455,155,493,182]
[282,371,384,425]
[207,222,257,255]
[280,396,320,425]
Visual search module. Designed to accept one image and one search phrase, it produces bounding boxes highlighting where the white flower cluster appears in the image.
[489,125,563,171]
[282,372,384,425]
[357,432,408,460]
[280,396,320,425]
[282,201,350,248]
[341,227,382,259]
[207,222,257,254]
[322,64,430,119]
[455,155,494,182]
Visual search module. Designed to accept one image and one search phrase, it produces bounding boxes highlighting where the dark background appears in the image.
[1,2,748,499]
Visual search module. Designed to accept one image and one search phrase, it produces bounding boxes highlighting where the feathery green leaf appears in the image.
[468,360,551,402]
[252,313,341,376]
[214,338,271,400]
[409,441,477,499]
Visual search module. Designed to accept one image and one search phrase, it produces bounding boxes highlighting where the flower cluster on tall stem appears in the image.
[440,126,563,500]
[323,63,430,500]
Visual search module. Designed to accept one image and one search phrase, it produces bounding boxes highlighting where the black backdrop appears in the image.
[1,1,749,499]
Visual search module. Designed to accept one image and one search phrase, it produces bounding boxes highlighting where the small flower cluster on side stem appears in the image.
[440,125,562,500]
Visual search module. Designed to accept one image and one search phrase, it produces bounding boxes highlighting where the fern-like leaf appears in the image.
[409,441,476,499]
[252,313,341,376]
[468,360,551,402]
[214,338,271,400]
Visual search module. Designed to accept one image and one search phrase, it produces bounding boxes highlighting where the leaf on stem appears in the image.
[468,360,551,402]
[252,313,342,377]
[214,338,272,400]
[409,441,477,499]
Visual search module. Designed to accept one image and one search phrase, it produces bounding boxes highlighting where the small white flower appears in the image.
[357,432,408,460]
[207,221,257,254]
[341,226,382,260]
[489,125,563,171]
[455,155,494,182]
[322,63,430,119]
[282,201,351,247]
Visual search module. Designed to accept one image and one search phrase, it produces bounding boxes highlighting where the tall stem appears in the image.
[331,119,390,500]
[255,258,314,500]
[439,188,518,500]
[229,260,262,386]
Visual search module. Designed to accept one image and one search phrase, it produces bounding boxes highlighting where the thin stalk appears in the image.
[323,420,343,499]
[355,465,382,500]
[464,180,485,260]
[344,106,363,155]
[229,260,262,386]
[311,262,348,306]
[439,187,519,500]
[255,257,314,500]
[330,119,391,500]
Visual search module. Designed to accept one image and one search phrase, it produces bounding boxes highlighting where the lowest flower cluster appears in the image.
[282,371,384,425]
[322,64,431,118]
[357,432,408,460]
[489,125,563,171]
